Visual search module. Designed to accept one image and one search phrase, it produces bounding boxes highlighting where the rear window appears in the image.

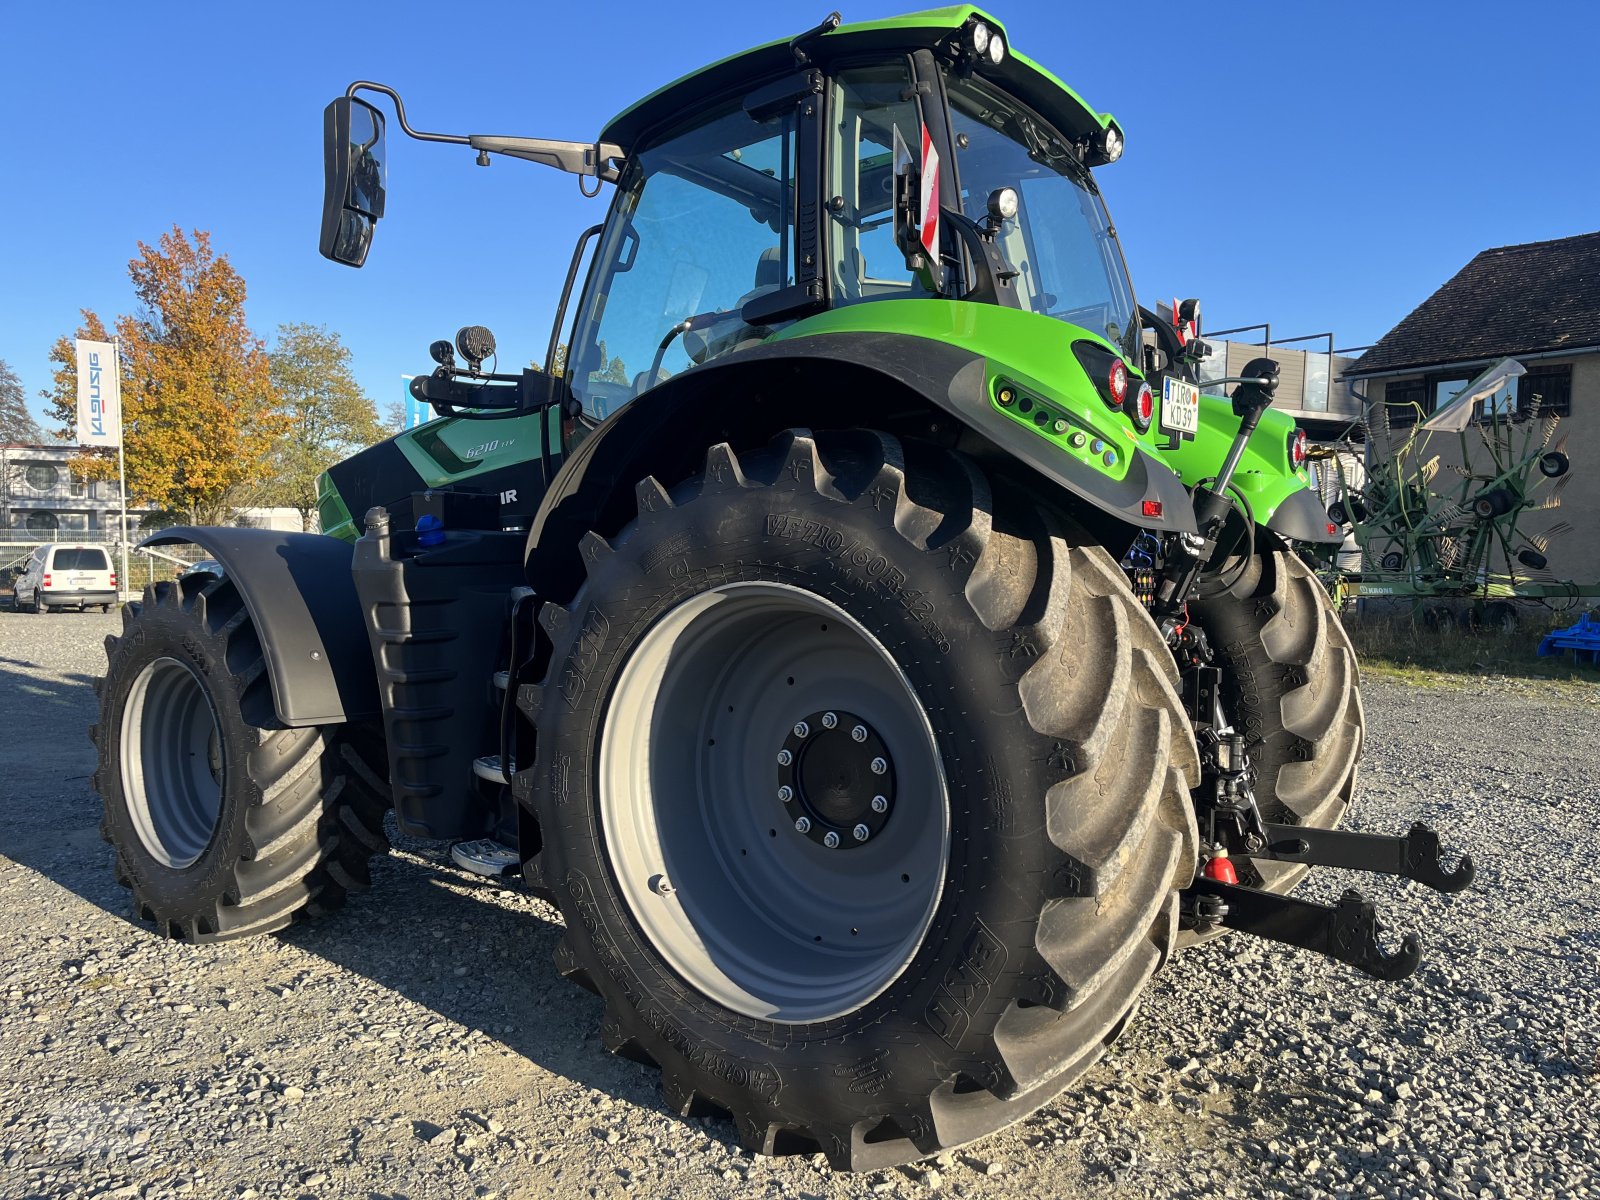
[52,548,108,571]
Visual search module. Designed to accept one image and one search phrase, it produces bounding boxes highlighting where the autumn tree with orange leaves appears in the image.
[41,227,285,524]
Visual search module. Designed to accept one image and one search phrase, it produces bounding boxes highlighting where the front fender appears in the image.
[139,527,379,726]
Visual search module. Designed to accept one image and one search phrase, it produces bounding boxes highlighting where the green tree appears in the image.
[0,357,41,443]
[265,323,385,530]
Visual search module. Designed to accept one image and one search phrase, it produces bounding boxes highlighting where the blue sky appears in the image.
[2,1,1594,430]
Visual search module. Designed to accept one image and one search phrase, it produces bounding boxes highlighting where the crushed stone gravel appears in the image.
[1,608,1596,1199]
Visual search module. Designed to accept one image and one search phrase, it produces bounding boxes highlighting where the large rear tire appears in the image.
[1188,547,1363,897]
[92,575,390,942]
[520,429,1198,1169]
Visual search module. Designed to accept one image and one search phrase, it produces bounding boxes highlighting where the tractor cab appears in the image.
[559,16,1137,422]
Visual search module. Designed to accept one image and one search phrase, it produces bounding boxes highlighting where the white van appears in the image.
[11,544,118,613]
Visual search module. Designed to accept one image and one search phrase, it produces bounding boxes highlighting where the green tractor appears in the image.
[91,8,1472,1170]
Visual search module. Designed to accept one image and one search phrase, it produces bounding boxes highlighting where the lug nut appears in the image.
[870,757,887,775]
[793,721,810,739]
[823,831,840,848]
[853,823,870,842]
[871,795,888,813]
[794,817,811,833]
[777,749,793,766]
[777,785,794,803]
[821,712,838,729]
[851,725,868,743]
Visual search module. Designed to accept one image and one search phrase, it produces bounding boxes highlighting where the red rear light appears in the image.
[110,572,118,588]
[1108,359,1128,406]
[1141,500,1164,518]
[42,573,51,587]
[1289,429,1308,468]
[1126,380,1154,432]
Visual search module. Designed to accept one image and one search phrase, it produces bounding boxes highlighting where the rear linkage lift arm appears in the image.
[1152,358,1475,982]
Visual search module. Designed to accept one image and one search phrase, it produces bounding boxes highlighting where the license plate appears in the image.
[1161,377,1200,434]
[71,575,94,586]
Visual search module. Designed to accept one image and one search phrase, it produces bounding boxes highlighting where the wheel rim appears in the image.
[599,582,949,1024]
[119,656,225,869]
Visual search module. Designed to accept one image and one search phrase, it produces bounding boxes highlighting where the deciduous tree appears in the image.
[265,323,385,530]
[113,227,284,525]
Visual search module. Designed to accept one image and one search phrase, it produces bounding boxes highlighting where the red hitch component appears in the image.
[1202,851,1238,885]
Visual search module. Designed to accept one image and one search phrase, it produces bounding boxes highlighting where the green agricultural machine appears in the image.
[91,9,1473,1169]
[1327,357,1595,626]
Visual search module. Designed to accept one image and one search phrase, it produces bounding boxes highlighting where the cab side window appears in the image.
[827,62,935,307]
[568,102,799,421]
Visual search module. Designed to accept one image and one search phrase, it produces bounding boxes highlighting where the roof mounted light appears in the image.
[1100,125,1124,163]
[970,21,991,55]
[987,33,1006,64]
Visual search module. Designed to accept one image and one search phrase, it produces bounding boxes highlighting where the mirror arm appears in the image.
[466,136,625,180]
[343,82,624,180]
[344,81,470,146]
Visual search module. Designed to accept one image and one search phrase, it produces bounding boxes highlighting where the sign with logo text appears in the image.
[75,339,122,448]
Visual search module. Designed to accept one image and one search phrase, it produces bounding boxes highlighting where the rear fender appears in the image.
[526,332,1195,602]
[139,527,379,726]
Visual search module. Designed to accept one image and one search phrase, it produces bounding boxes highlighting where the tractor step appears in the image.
[472,753,516,784]
[1248,821,1475,893]
[1188,881,1423,981]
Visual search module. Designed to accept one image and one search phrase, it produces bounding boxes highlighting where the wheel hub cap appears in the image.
[778,710,894,847]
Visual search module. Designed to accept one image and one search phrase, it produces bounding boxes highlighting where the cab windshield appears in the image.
[946,76,1139,359]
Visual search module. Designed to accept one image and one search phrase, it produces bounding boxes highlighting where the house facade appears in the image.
[1343,231,1600,583]
[0,442,306,546]
[0,443,150,543]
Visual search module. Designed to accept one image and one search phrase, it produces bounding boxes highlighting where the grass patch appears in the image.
[1344,612,1600,699]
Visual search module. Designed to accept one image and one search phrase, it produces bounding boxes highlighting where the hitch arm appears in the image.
[1252,821,1475,894]
[1193,881,1422,981]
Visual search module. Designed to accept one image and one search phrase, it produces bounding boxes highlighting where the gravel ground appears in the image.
[1,607,1597,1200]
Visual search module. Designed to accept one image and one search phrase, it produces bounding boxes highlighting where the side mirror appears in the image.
[320,97,386,267]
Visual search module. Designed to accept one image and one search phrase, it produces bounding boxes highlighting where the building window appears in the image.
[71,475,86,498]
[25,511,58,533]
[1519,364,1572,417]
[24,464,59,492]
[1382,378,1427,427]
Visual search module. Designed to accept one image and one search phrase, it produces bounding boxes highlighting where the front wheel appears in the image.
[1189,547,1364,898]
[93,575,390,941]
[521,429,1198,1169]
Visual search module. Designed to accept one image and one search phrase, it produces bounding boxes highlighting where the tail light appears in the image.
[110,572,118,588]
[1072,341,1142,416]
[1108,359,1128,407]
[1126,381,1154,432]
[1289,429,1308,468]
[42,573,52,588]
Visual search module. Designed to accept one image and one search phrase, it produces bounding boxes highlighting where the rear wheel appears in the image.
[521,429,1198,1169]
[32,590,46,614]
[93,575,390,941]
[1189,548,1363,898]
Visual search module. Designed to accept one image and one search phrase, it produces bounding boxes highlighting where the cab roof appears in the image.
[601,6,1115,153]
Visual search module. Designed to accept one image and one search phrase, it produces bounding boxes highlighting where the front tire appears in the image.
[92,575,390,942]
[521,430,1198,1169]
[1189,547,1364,897]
